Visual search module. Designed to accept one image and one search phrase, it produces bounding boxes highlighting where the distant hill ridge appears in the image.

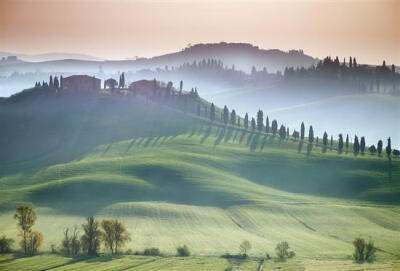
[0,42,316,73]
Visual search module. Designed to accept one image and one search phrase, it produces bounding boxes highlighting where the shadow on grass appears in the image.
[200,126,212,144]
[214,128,226,146]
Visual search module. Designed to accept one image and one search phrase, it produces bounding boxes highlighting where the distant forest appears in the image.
[284,57,399,95]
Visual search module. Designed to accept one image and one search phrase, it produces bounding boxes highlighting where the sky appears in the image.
[0,0,399,65]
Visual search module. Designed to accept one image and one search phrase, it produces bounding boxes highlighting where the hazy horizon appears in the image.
[1,0,399,65]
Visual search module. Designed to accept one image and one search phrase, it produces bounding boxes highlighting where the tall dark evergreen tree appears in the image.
[265,116,270,133]
[179,80,183,92]
[353,136,360,155]
[230,110,236,126]
[210,103,215,122]
[322,132,328,151]
[386,137,392,157]
[49,75,53,87]
[377,140,383,156]
[286,127,289,139]
[244,113,249,130]
[271,120,278,136]
[54,76,59,89]
[256,110,263,131]
[330,135,333,148]
[338,134,344,153]
[300,122,305,141]
[251,117,256,132]
[223,106,229,125]
[279,125,286,140]
[308,126,314,143]
[360,136,366,154]
[345,134,349,153]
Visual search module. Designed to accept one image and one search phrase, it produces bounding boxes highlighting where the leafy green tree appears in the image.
[265,116,270,133]
[271,120,278,136]
[14,205,37,255]
[239,240,252,257]
[210,103,215,122]
[308,126,314,143]
[360,136,366,154]
[101,219,131,255]
[275,241,295,260]
[244,113,249,129]
[352,237,376,262]
[230,110,236,126]
[0,236,14,253]
[377,140,383,156]
[256,110,263,131]
[223,106,229,125]
[176,245,190,257]
[81,217,101,256]
[300,122,305,140]
[251,118,256,132]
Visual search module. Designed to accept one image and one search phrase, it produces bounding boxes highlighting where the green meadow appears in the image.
[0,92,399,270]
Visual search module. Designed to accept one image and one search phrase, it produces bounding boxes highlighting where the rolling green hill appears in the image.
[0,91,399,270]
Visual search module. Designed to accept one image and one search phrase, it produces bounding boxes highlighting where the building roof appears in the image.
[63,75,100,81]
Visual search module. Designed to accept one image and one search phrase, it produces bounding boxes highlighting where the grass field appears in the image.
[1,124,399,265]
[1,254,400,271]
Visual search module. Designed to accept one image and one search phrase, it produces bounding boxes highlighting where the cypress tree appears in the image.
[230,110,236,126]
[322,132,328,151]
[256,110,263,131]
[300,122,305,141]
[180,80,183,92]
[251,118,256,132]
[286,127,289,139]
[353,136,360,155]
[54,76,59,89]
[271,120,278,136]
[377,140,383,156]
[210,103,215,122]
[308,126,314,143]
[244,113,249,130]
[279,125,286,140]
[223,106,229,125]
[49,75,53,87]
[265,116,270,133]
[360,136,366,154]
[330,135,333,148]
[345,134,349,153]
[386,137,392,157]
[338,134,344,153]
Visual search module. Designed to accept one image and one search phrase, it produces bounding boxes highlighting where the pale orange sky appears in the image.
[0,0,399,65]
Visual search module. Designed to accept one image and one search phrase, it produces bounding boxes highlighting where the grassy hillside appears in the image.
[1,124,399,260]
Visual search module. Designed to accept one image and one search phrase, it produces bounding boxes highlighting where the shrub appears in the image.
[353,237,376,262]
[176,245,190,257]
[393,149,400,157]
[369,145,377,154]
[239,240,252,258]
[143,247,161,256]
[275,241,295,260]
[0,235,14,253]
